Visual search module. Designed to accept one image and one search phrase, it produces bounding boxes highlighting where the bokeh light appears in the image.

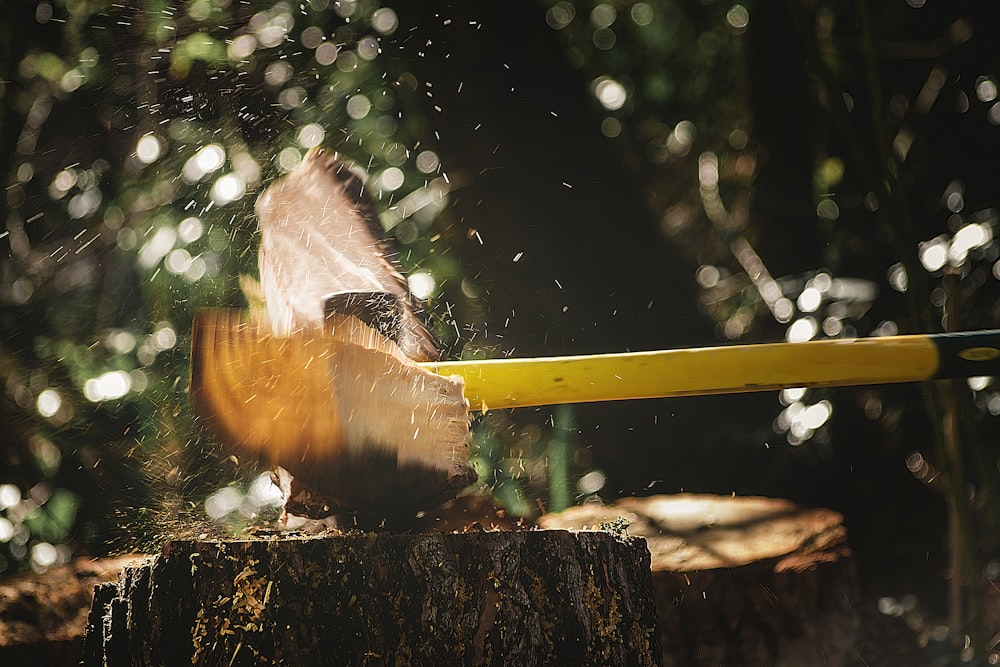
[630,3,654,26]
[546,2,576,30]
[297,123,326,148]
[949,222,991,265]
[594,77,627,110]
[797,287,822,313]
[726,5,750,32]
[264,61,293,87]
[36,389,61,419]
[346,94,372,119]
[887,263,908,292]
[357,36,380,61]
[182,143,226,182]
[0,518,13,543]
[251,4,293,48]
[204,474,284,521]
[379,167,405,191]
[135,134,162,164]
[600,117,622,137]
[781,387,807,404]
[408,272,436,300]
[83,371,132,402]
[777,397,833,445]
[177,216,204,243]
[577,470,606,495]
[228,34,256,60]
[277,147,302,172]
[30,542,58,570]
[590,3,616,29]
[786,317,818,342]
[210,173,247,205]
[695,265,720,288]
[165,248,193,275]
[315,41,338,66]
[0,485,20,511]
[371,8,399,35]
[301,26,324,49]
[968,376,991,392]
[151,324,177,352]
[816,198,839,221]
[415,150,440,174]
[919,237,948,272]
[773,298,794,323]
[138,226,177,269]
[976,76,997,103]
[105,329,136,354]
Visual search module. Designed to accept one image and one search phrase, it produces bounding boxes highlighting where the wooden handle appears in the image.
[421,331,1000,411]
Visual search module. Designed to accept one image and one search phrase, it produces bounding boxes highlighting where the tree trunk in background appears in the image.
[744,1,821,277]
[83,531,660,667]
[540,494,860,667]
[387,1,712,359]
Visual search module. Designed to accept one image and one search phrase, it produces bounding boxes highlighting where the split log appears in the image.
[83,530,660,666]
[539,494,859,667]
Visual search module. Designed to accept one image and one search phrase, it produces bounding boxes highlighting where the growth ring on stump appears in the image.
[540,494,860,667]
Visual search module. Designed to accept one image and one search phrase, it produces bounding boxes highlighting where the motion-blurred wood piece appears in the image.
[83,531,660,666]
[256,148,440,361]
[539,494,859,667]
[190,308,474,516]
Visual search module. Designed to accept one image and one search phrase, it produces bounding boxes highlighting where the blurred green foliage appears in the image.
[0,0,482,572]
[0,0,593,574]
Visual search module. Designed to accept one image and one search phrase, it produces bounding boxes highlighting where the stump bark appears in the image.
[83,530,660,666]
[539,494,859,667]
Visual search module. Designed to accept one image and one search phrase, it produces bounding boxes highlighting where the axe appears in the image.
[190,150,1000,516]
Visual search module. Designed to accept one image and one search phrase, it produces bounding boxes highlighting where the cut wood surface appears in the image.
[84,529,660,666]
[539,494,860,667]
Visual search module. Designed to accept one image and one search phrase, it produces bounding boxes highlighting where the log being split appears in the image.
[83,530,660,667]
[191,308,474,516]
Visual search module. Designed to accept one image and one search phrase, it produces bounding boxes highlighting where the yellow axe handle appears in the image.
[421,331,1000,412]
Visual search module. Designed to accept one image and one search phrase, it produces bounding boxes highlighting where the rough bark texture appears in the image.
[83,530,660,666]
[539,494,860,667]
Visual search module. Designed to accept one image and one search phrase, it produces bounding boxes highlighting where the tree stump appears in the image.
[539,494,859,667]
[83,530,660,666]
